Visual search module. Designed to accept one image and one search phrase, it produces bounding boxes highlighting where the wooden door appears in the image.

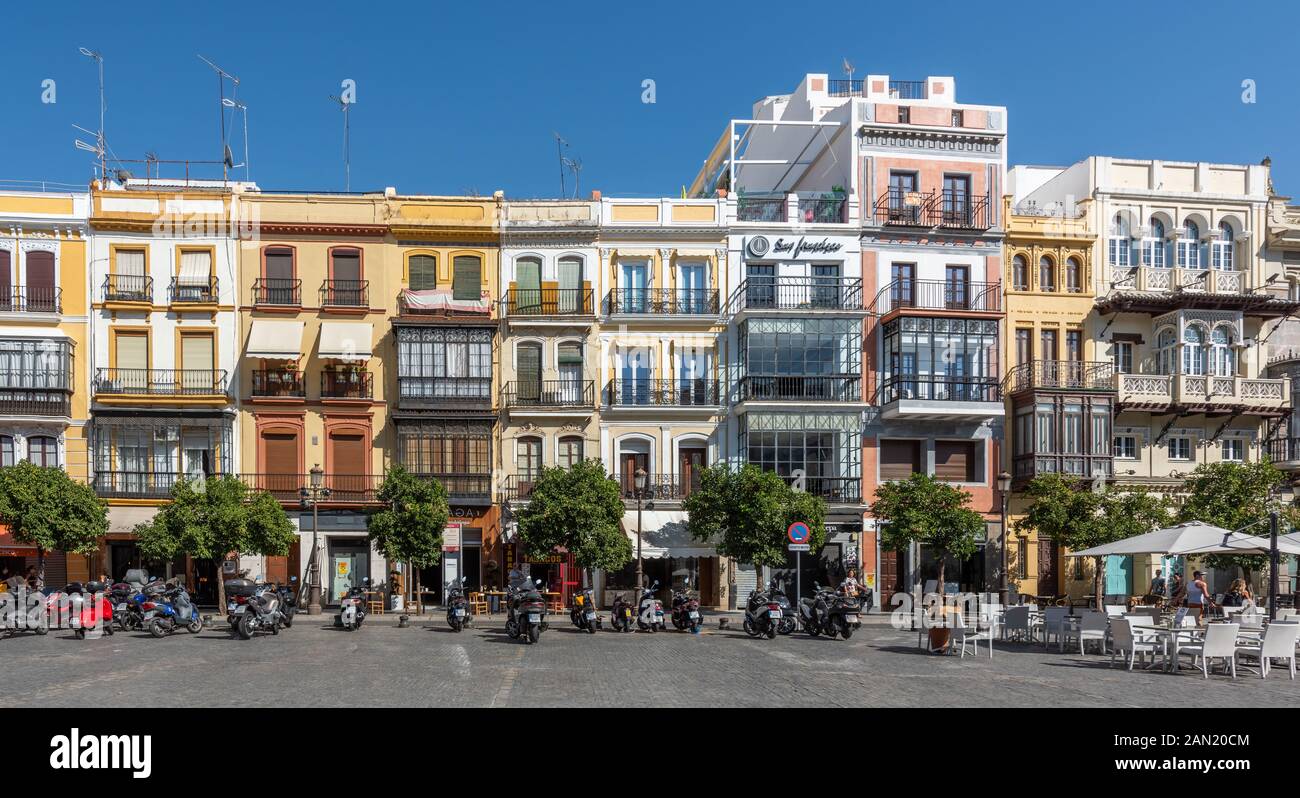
[679,446,707,496]
[0,249,10,308]
[1037,538,1060,598]
[620,452,648,495]
[25,251,54,311]
[879,549,903,611]
[329,432,367,500]
[262,432,299,498]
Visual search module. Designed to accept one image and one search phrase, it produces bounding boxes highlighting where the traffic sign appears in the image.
[788,543,811,552]
[787,521,811,544]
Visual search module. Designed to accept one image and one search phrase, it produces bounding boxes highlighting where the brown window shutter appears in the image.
[935,441,975,482]
[264,249,294,280]
[263,433,298,475]
[879,439,920,481]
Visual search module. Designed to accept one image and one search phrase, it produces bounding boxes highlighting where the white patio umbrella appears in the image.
[1187,532,1300,556]
[1065,521,1259,558]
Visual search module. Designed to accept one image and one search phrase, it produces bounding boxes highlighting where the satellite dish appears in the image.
[114,169,132,182]
[223,144,234,169]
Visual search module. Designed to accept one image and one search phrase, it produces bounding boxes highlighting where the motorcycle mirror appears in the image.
[534,578,542,586]
[290,576,298,583]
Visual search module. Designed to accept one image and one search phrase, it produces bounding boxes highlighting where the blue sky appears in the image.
[1,0,1296,198]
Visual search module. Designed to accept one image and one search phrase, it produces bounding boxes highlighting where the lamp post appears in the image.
[634,467,647,590]
[1268,478,1300,621]
[997,471,1012,606]
[299,464,331,615]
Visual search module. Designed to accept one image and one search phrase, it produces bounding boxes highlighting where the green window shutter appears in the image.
[453,256,481,301]
[408,255,436,290]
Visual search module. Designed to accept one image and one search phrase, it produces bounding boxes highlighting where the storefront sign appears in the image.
[443,524,462,553]
[770,237,843,259]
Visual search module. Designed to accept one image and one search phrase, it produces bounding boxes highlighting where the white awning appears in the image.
[245,321,305,359]
[620,510,717,559]
[318,322,373,361]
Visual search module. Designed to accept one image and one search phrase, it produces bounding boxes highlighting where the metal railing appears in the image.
[252,278,302,306]
[93,470,190,499]
[1007,361,1115,393]
[731,276,863,312]
[738,375,861,402]
[0,391,71,416]
[168,276,219,304]
[874,188,933,226]
[240,473,382,504]
[782,474,862,503]
[321,370,373,399]
[320,279,368,307]
[415,472,493,500]
[0,287,62,314]
[93,368,228,396]
[503,379,595,407]
[870,279,1001,314]
[103,275,152,303]
[502,288,594,316]
[737,195,786,222]
[616,473,695,500]
[877,375,1001,403]
[871,189,991,230]
[396,376,492,406]
[1013,453,1113,481]
[501,474,536,501]
[1265,438,1300,464]
[605,288,720,315]
[825,79,927,100]
[796,196,846,223]
[250,370,305,398]
[607,379,721,407]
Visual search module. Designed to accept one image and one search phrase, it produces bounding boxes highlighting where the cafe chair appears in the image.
[1237,621,1300,679]
[469,592,489,616]
[952,612,994,659]
[1180,623,1242,679]
[1110,618,1161,671]
[1066,610,1109,655]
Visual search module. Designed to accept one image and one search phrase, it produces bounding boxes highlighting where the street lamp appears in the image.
[299,464,331,615]
[634,467,647,590]
[997,471,1012,606]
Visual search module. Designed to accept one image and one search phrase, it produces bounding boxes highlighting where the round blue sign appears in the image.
[787,521,811,544]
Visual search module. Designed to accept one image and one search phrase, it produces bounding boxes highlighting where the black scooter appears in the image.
[768,580,797,635]
[446,576,471,631]
[505,578,547,644]
[569,586,598,634]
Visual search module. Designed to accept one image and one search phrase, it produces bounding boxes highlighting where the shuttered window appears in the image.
[452,256,481,301]
[330,249,361,282]
[408,254,436,291]
[115,333,148,370]
[264,248,294,280]
[262,433,298,475]
[879,439,920,481]
[181,334,214,371]
[116,249,145,277]
[935,441,975,483]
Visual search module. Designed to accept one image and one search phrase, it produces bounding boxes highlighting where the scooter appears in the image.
[143,584,203,637]
[335,578,371,631]
[0,585,48,637]
[768,579,797,635]
[569,587,598,634]
[504,578,547,644]
[610,590,635,633]
[743,584,781,640]
[232,583,288,639]
[636,580,666,632]
[446,576,471,631]
[46,582,114,638]
[670,578,703,634]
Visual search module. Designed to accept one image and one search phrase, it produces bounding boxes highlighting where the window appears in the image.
[395,327,492,399]
[112,248,147,299]
[1211,327,1235,377]
[880,317,995,402]
[397,423,490,476]
[879,439,921,481]
[1108,215,1132,267]
[1221,439,1245,462]
[27,436,57,467]
[452,255,481,301]
[1211,222,1235,270]
[408,254,437,291]
[1114,435,1137,460]
[0,435,13,467]
[1182,326,1206,375]
[262,247,297,304]
[1113,341,1134,374]
[890,263,915,307]
[1039,329,1058,361]
[944,265,969,309]
[1177,221,1202,268]
[516,438,542,482]
[743,318,862,400]
[1143,219,1167,267]
[1062,403,1083,454]
[1065,257,1082,292]
[1012,255,1029,290]
[114,331,149,375]
[888,172,920,223]
[935,440,978,483]
[1157,328,1177,375]
[898,106,910,124]
[558,436,583,469]
[1066,330,1082,362]
[951,109,964,127]
[1017,538,1028,579]
[1168,437,1192,461]
[1039,256,1056,292]
[1036,402,1056,453]
[1016,328,1032,366]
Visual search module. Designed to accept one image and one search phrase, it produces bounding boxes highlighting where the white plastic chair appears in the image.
[1180,623,1242,679]
[1104,604,1126,618]
[1068,610,1109,655]
[1003,606,1032,642]
[1040,607,1069,650]
[1238,621,1300,679]
[1110,618,1161,670]
[953,612,995,659]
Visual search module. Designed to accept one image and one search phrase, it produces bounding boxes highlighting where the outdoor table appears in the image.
[1131,624,1202,672]
[482,590,507,614]
[417,590,439,614]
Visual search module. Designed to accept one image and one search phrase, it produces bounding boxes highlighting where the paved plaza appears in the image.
[4,615,1299,708]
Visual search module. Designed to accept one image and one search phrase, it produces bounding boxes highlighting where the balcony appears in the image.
[1265,437,1300,467]
[320,279,368,308]
[871,279,1001,315]
[102,275,152,304]
[781,474,862,503]
[396,376,492,409]
[877,375,1003,420]
[605,288,721,316]
[1013,453,1113,482]
[0,287,62,314]
[607,379,721,408]
[241,473,382,505]
[93,368,228,398]
[321,370,373,400]
[501,288,595,318]
[0,391,71,416]
[796,196,846,224]
[871,189,992,231]
[738,375,860,403]
[731,276,864,313]
[736,195,786,222]
[1115,372,1289,415]
[252,278,302,307]
[827,79,927,99]
[503,380,594,409]
[250,370,305,399]
[1100,267,1300,317]
[93,470,188,500]
[168,277,218,305]
[1007,361,1116,394]
[615,473,695,501]
[417,472,493,502]
[501,474,536,502]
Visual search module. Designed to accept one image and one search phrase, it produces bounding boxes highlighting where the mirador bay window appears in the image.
[396,326,492,400]
[739,412,861,501]
[739,318,861,401]
[397,422,491,497]
[881,317,999,402]
[1012,395,1112,479]
[92,415,232,497]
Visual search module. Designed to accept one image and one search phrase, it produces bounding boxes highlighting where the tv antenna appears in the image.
[75,48,106,180]
[553,132,583,198]
[197,54,240,181]
[553,132,568,197]
[329,94,353,191]
[842,57,855,85]
[222,98,249,181]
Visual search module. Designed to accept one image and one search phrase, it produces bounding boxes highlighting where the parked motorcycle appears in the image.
[504,578,547,644]
[800,582,861,639]
[45,582,114,638]
[231,582,290,639]
[446,576,471,631]
[569,586,598,634]
[335,578,371,631]
[143,583,203,637]
[768,580,797,635]
[669,578,702,634]
[636,580,666,632]
[743,584,782,639]
[609,589,635,633]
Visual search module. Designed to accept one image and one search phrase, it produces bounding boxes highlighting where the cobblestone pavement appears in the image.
[4,618,1299,707]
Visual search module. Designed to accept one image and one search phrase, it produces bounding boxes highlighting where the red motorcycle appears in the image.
[46,581,115,638]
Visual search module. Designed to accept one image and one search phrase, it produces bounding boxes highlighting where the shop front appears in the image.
[772,520,861,602]
[297,510,384,608]
[597,510,721,608]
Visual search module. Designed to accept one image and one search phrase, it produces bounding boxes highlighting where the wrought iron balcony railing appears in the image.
[736,195,787,222]
[252,278,302,306]
[103,275,152,303]
[396,376,492,406]
[781,474,862,503]
[0,390,71,416]
[0,286,62,314]
[605,288,720,316]
[796,196,846,224]
[93,368,228,396]
[503,380,595,408]
[870,279,1001,314]
[502,288,594,316]
[320,279,368,308]
[877,375,1001,403]
[738,375,861,402]
[732,276,864,312]
[607,379,721,407]
[321,370,373,399]
[250,370,305,398]
[1006,361,1116,393]
[615,473,697,500]
[871,189,992,230]
[1265,437,1300,464]
[168,276,219,304]
[93,470,190,499]
[240,473,382,504]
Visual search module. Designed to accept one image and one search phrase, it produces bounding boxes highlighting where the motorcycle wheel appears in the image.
[778,616,796,635]
[104,622,114,636]
[586,622,596,634]
[505,619,520,639]
[742,618,758,637]
[765,624,777,640]
[148,618,168,639]
[236,613,254,640]
[355,616,364,629]
[672,616,685,630]
[840,623,853,640]
[527,625,540,644]
[449,619,462,632]
[74,628,86,639]
[270,620,279,635]
[282,609,295,628]
[823,625,839,639]
[334,616,343,628]
[805,619,820,636]
[34,625,48,636]
[690,621,701,634]
[186,619,203,634]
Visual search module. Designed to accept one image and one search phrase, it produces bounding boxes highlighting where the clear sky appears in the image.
[1,0,1296,199]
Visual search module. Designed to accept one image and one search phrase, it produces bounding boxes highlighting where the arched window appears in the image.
[27,435,57,467]
[0,435,13,467]
[1182,326,1207,375]
[1065,257,1082,293]
[557,436,583,469]
[1012,255,1028,291]
[1038,256,1055,292]
[1211,222,1235,270]
[1211,327,1235,377]
[1157,328,1178,375]
[1143,218,1168,268]
[1108,214,1132,267]
[1178,221,1202,268]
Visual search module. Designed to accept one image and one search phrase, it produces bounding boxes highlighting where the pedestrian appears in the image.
[1186,570,1214,625]
[1169,572,1186,606]
[841,568,861,597]
[1221,578,1251,607]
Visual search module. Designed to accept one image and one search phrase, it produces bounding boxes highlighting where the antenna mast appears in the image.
[329,95,352,191]
[553,132,569,198]
[77,48,106,181]
[198,54,240,181]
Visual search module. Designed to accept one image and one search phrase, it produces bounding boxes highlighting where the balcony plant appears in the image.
[0,461,107,587]
[684,464,826,569]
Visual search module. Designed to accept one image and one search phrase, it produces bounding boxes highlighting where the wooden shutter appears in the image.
[517,343,541,385]
[181,334,214,371]
[330,250,361,282]
[264,249,294,280]
[452,256,480,300]
[408,255,436,291]
[879,440,919,481]
[263,433,298,474]
[935,441,974,482]
[115,333,148,370]
[25,251,54,293]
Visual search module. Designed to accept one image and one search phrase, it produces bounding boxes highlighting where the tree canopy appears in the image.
[1178,460,1294,581]
[870,473,985,593]
[0,462,107,577]
[367,465,449,570]
[684,463,826,569]
[515,459,630,572]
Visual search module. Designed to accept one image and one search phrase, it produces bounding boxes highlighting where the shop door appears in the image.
[329,432,367,501]
[329,541,369,604]
[679,446,707,497]
[1037,539,1060,597]
[879,548,903,610]
[1105,555,1133,597]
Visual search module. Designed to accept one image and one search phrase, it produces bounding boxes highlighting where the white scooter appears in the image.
[335,577,370,631]
[636,580,666,631]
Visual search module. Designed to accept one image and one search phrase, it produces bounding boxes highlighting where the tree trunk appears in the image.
[1093,556,1104,611]
[215,557,226,616]
[37,549,46,590]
